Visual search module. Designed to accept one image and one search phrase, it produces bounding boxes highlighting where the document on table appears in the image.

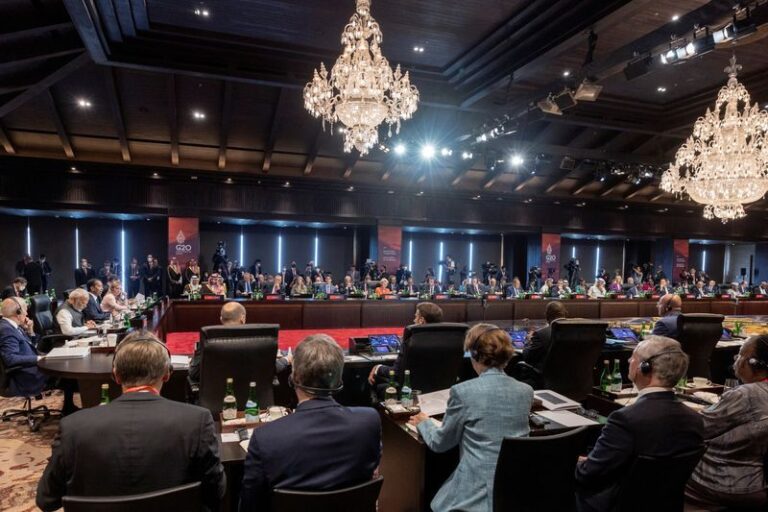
[43,346,90,359]
[717,340,744,348]
[418,388,451,417]
[536,410,600,427]
[170,355,191,367]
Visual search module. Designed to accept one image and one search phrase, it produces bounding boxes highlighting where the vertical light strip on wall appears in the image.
[75,226,80,269]
[314,234,319,266]
[702,249,707,273]
[277,234,283,273]
[438,241,444,282]
[240,230,245,266]
[572,245,576,259]
[469,242,474,273]
[120,225,126,285]
[408,239,413,270]
[595,245,601,279]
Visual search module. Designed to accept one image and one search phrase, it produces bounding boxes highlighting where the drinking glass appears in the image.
[724,378,740,389]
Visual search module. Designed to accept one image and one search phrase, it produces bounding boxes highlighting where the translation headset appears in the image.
[111,335,174,379]
[747,336,768,369]
[639,349,684,375]
[469,326,506,361]
[13,297,23,316]
[289,372,344,396]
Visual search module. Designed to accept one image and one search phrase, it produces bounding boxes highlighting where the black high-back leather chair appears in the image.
[615,446,705,512]
[676,314,724,380]
[199,324,279,416]
[494,426,589,512]
[63,481,201,512]
[542,320,608,401]
[27,295,70,353]
[0,356,59,431]
[398,323,468,393]
[270,476,383,512]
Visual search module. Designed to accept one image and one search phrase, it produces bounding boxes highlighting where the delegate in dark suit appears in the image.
[239,396,380,511]
[84,293,111,322]
[0,318,47,396]
[1,285,22,300]
[522,323,553,373]
[652,310,681,338]
[74,267,94,288]
[575,391,704,511]
[36,392,226,512]
[23,260,44,294]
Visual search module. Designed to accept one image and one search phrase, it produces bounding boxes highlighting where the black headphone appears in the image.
[469,326,506,361]
[289,374,344,396]
[747,336,768,369]
[12,297,23,316]
[112,335,173,379]
[639,349,684,375]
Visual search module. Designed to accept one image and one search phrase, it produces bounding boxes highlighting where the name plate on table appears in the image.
[434,294,449,300]
[616,295,627,300]
[265,294,283,301]
[573,294,587,300]
[328,294,346,301]
[383,294,399,300]
[485,294,500,301]
[755,294,765,299]
[528,294,542,300]
[651,294,660,300]
[684,294,695,299]
[721,294,732,299]
[203,294,223,301]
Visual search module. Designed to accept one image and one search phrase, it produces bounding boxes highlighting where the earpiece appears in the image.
[639,349,684,375]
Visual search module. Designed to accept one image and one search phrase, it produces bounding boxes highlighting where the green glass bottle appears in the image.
[599,360,611,392]
[222,377,237,420]
[401,370,413,408]
[384,370,398,404]
[99,383,110,405]
[611,359,623,392]
[244,381,260,423]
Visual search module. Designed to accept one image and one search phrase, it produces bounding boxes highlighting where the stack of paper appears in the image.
[535,410,600,427]
[44,346,90,359]
[418,389,451,417]
[170,355,191,367]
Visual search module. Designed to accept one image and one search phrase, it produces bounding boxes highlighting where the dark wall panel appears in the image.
[689,243,725,283]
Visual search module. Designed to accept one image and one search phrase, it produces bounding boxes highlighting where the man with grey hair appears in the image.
[188,301,292,384]
[575,336,704,511]
[55,288,96,336]
[240,334,381,511]
[37,332,226,511]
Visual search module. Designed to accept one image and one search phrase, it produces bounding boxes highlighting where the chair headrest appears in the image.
[677,313,725,326]
[201,323,279,340]
[30,294,50,310]
[404,323,469,336]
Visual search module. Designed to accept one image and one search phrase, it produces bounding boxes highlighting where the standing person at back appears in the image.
[408,324,533,512]
[575,336,704,511]
[239,334,381,511]
[36,332,226,511]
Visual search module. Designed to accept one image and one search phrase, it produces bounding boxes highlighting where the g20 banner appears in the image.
[168,217,199,266]
[541,233,561,281]
[378,225,402,269]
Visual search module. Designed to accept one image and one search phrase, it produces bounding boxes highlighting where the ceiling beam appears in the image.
[342,155,359,179]
[572,177,594,196]
[166,74,179,165]
[262,88,286,173]
[380,156,399,181]
[42,89,74,158]
[217,81,234,169]
[303,127,323,175]
[482,171,501,189]
[102,67,131,162]
[0,122,15,154]
[624,183,650,200]
[649,192,666,202]
[0,52,89,118]
[514,175,537,192]
[598,178,625,197]
[0,22,74,44]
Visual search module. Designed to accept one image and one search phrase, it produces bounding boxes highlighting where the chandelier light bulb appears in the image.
[420,144,436,160]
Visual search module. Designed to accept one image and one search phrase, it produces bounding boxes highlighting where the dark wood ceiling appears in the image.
[1,0,768,215]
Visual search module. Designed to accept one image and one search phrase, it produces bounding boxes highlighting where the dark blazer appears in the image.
[74,267,95,288]
[0,319,46,396]
[506,286,523,298]
[23,260,44,292]
[1,286,22,300]
[36,393,226,512]
[575,391,703,511]
[651,311,682,338]
[239,397,381,511]
[465,283,484,296]
[420,283,442,296]
[83,293,111,322]
[522,323,553,372]
[236,279,257,296]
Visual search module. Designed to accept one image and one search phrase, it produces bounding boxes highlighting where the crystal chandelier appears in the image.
[303,0,419,156]
[661,56,768,222]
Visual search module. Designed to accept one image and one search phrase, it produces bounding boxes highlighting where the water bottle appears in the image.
[599,360,611,391]
[99,383,110,405]
[401,370,413,408]
[244,381,260,423]
[611,359,623,392]
[222,377,237,420]
[384,370,398,405]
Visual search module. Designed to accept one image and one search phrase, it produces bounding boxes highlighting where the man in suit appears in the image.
[704,279,719,295]
[656,277,671,296]
[1,277,27,300]
[0,297,47,397]
[23,258,44,295]
[651,294,683,338]
[264,274,285,295]
[625,277,639,298]
[691,280,707,298]
[40,254,52,292]
[506,277,524,298]
[36,332,226,511]
[284,261,297,289]
[420,276,441,297]
[74,258,94,288]
[240,334,381,511]
[15,254,30,276]
[84,279,111,322]
[368,302,443,389]
[738,280,750,295]
[141,254,162,296]
[522,301,569,375]
[320,274,337,295]
[236,272,257,297]
[755,281,768,295]
[465,276,486,296]
[575,336,704,511]
[55,288,96,336]
[401,276,418,296]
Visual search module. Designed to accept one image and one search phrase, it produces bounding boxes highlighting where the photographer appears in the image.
[481,261,498,285]
[565,258,581,289]
[527,266,542,291]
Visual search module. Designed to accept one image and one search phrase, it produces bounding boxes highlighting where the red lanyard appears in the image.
[123,386,160,395]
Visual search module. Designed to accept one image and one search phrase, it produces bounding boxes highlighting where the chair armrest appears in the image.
[186,376,200,404]
[36,334,71,354]
[510,361,543,389]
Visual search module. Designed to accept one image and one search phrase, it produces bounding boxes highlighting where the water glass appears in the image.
[724,378,740,389]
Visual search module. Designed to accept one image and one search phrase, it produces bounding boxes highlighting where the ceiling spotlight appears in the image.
[394,143,406,156]
[413,46,425,53]
[671,14,680,22]
[152,172,159,178]
[472,195,481,200]
[387,190,395,194]
[420,144,436,160]
[440,148,453,157]
[76,98,92,109]
[576,202,586,207]
[337,127,347,134]
[416,191,424,196]
[657,86,667,93]
[192,110,206,120]
[347,186,355,192]
[191,175,198,180]
[510,154,524,167]
[283,181,291,188]
[573,79,603,102]
[562,70,571,77]
[537,95,562,116]
[225,178,233,184]
[461,151,474,160]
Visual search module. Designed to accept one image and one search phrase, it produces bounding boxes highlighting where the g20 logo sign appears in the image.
[545,244,557,264]
[175,230,193,254]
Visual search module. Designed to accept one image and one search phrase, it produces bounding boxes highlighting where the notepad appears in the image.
[44,346,90,359]
[418,389,451,417]
[536,410,599,427]
[170,355,191,367]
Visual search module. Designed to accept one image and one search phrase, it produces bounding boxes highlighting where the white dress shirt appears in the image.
[56,307,89,336]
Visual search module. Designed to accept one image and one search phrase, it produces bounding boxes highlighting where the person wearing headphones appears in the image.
[240,334,381,511]
[0,297,48,397]
[575,336,704,511]
[685,335,768,510]
[652,293,683,338]
[408,324,533,512]
[36,332,226,512]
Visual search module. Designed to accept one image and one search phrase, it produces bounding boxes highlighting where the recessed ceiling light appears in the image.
[562,70,571,77]
[461,151,473,160]
[387,190,395,194]
[440,148,453,157]
[554,200,561,205]
[413,46,425,53]
[416,191,424,196]
[347,186,355,192]
[394,143,406,156]
[152,172,159,178]
[671,14,680,21]
[576,202,586,207]
[657,86,667,93]
[420,144,436,160]
[283,181,291,188]
[194,8,210,17]
[225,178,233,184]
[191,175,198,180]
[192,110,206,120]
[510,154,524,167]
[472,195,481,200]
[76,98,92,109]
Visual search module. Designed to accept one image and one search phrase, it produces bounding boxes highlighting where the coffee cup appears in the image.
[692,376,709,387]
[107,334,118,347]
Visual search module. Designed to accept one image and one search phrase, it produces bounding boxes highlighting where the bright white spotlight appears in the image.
[510,154,524,166]
[394,143,406,156]
[461,151,473,160]
[420,144,436,160]
[440,148,453,157]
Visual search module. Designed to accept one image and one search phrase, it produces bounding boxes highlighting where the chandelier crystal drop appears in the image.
[303,0,419,156]
[660,55,768,223]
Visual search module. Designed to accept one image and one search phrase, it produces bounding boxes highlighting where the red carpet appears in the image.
[165,327,404,354]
